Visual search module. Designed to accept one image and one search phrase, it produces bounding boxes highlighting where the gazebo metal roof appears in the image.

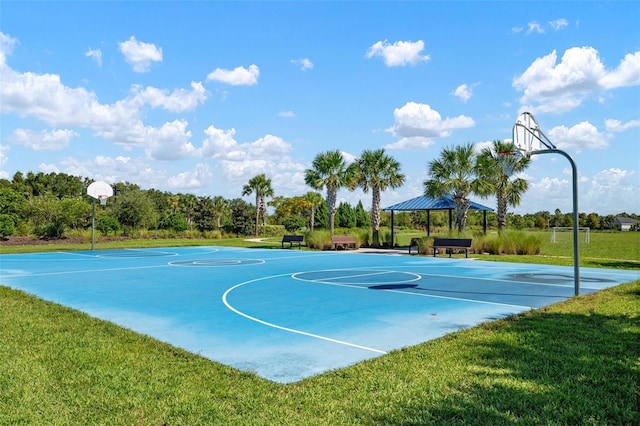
[382,195,494,241]
[383,195,493,212]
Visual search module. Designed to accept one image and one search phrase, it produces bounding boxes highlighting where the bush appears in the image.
[480,231,543,255]
[261,225,286,237]
[96,216,121,236]
[0,214,15,238]
[304,230,332,250]
[282,216,306,233]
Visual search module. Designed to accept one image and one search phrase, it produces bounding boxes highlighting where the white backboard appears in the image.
[513,112,546,155]
[87,181,113,200]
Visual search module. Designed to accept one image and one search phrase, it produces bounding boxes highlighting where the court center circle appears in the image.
[292,269,421,286]
[169,258,265,267]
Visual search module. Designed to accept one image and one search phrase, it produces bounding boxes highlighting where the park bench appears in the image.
[331,235,356,250]
[431,237,472,258]
[281,235,304,249]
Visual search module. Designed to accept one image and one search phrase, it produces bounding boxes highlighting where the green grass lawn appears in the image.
[1,282,638,425]
[1,231,639,424]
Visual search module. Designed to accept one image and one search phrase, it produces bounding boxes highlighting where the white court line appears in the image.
[391,264,622,291]
[3,264,169,278]
[291,269,535,309]
[222,274,388,355]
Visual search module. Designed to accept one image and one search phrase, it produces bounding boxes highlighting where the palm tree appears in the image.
[424,143,492,233]
[211,195,230,230]
[477,140,531,231]
[304,191,324,232]
[351,149,405,246]
[304,150,353,235]
[242,174,274,236]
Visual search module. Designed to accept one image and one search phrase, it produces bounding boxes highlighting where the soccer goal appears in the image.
[551,227,590,244]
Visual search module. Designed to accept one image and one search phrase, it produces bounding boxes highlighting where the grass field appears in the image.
[1,231,639,424]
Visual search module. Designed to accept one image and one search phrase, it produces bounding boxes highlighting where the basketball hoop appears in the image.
[496,150,520,157]
[87,181,114,251]
[512,111,581,296]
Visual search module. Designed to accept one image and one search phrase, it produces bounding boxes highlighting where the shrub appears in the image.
[518,233,543,255]
[96,216,121,236]
[261,225,286,237]
[414,237,433,255]
[305,230,332,250]
[0,214,15,238]
[282,216,306,233]
[484,235,502,255]
[356,228,370,247]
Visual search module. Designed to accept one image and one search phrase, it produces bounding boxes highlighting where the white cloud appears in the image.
[527,176,572,210]
[247,135,291,158]
[201,125,239,158]
[583,168,638,214]
[8,128,77,151]
[527,21,545,34]
[166,163,214,190]
[599,52,640,89]
[548,18,568,31]
[85,48,102,67]
[129,82,208,113]
[39,163,59,174]
[513,47,640,113]
[341,151,358,164]
[605,118,640,132]
[206,64,260,86]
[384,137,434,150]
[0,55,211,155]
[200,125,305,192]
[366,40,430,67]
[291,58,313,71]
[278,111,296,118]
[548,121,610,152]
[0,32,18,65]
[119,36,162,73]
[0,144,9,178]
[452,83,477,102]
[144,119,195,161]
[58,155,156,188]
[386,102,474,140]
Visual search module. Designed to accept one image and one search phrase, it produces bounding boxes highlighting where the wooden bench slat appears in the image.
[331,235,356,250]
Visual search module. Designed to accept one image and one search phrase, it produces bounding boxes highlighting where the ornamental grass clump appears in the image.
[304,230,332,250]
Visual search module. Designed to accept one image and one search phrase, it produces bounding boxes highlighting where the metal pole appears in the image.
[532,149,580,295]
[91,198,95,251]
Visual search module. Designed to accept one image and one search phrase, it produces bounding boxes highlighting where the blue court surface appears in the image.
[1,246,638,383]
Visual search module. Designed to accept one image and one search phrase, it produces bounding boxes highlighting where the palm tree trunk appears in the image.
[254,194,260,236]
[310,206,315,232]
[453,195,470,233]
[371,188,381,246]
[327,187,336,235]
[497,189,508,231]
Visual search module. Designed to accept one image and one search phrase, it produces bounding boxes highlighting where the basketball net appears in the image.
[98,195,108,206]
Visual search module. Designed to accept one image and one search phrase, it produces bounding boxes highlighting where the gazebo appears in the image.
[382,195,494,245]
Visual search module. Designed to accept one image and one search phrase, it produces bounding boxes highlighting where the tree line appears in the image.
[1,143,637,241]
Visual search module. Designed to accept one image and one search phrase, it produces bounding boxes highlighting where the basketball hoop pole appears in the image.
[514,121,580,296]
[91,197,96,251]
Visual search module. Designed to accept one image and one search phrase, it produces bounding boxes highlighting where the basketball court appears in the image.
[1,246,637,383]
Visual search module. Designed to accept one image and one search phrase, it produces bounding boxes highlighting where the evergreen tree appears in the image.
[355,200,371,228]
[337,202,356,228]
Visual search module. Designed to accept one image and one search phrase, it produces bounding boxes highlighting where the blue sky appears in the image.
[1,1,639,215]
